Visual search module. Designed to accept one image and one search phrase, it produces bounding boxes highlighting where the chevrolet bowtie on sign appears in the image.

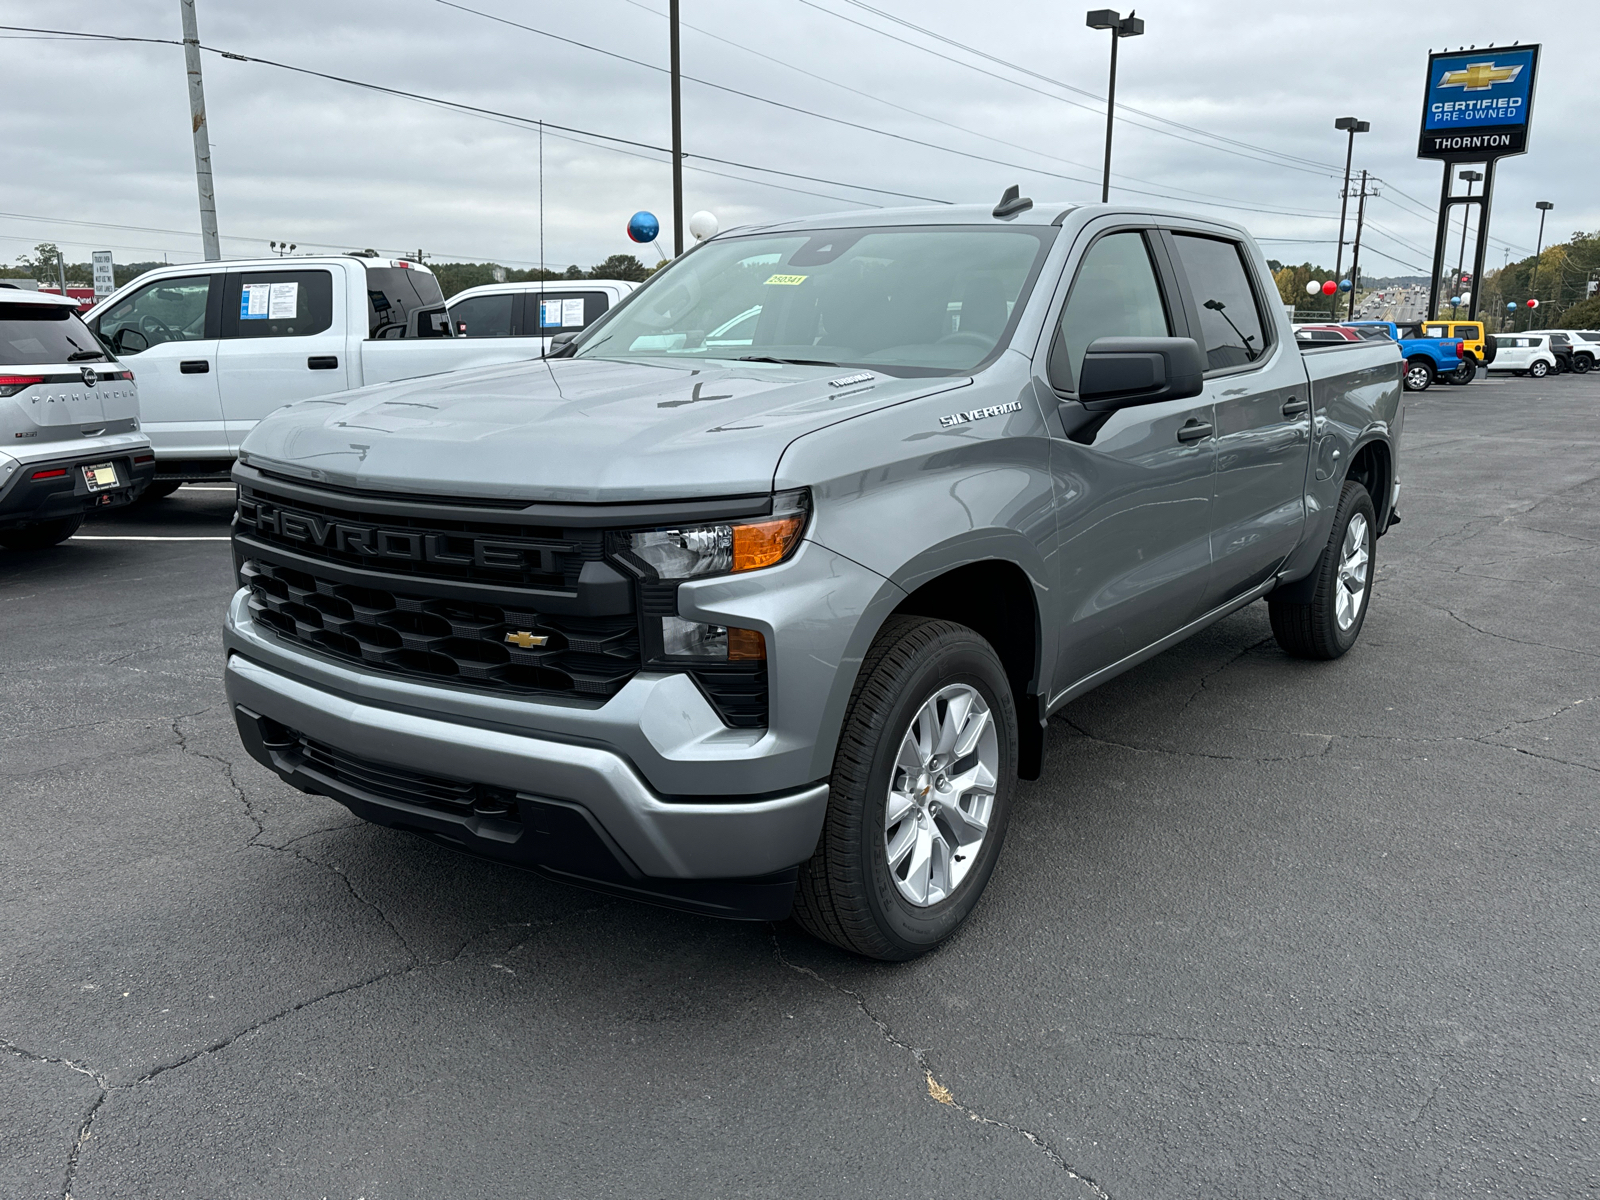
[1419,45,1540,161]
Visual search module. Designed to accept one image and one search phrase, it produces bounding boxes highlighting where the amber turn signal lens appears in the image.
[731,515,804,572]
[728,627,766,660]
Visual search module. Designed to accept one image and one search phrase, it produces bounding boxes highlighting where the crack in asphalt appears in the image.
[1174,636,1276,721]
[2,1039,108,1200]
[1393,595,1600,661]
[769,931,1111,1199]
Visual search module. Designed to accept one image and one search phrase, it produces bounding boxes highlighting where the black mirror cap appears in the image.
[1077,336,1204,411]
[547,330,579,358]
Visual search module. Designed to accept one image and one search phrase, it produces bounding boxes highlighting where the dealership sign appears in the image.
[1419,45,1540,160]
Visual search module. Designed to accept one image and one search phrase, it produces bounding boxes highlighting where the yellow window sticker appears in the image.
[764,274,809,286]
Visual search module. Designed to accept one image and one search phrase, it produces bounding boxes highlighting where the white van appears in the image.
[446,279,638,355]
[1488,334,1558,379]
[85,256,545,495]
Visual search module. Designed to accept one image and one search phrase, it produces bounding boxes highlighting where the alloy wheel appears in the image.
[1335,512,1370,632]
[884,684,998,907]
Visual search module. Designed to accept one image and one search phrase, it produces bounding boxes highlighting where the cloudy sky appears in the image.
[1,0,1592,275]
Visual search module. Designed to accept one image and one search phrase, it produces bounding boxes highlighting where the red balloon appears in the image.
[1322,280,1338,295]
[1527,298,1539,308]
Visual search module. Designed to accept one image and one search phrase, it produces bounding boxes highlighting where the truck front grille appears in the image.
[242,557,639,699]
[293,732,522,823]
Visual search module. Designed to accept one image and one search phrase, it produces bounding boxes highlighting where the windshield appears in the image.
[0,302,107,365]
[574,226,1054,373]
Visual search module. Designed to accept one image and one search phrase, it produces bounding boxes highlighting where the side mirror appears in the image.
[546,330,579,358]
[1077,336,1205,410]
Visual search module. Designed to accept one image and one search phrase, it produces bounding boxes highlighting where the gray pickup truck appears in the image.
[223,196,1402,960]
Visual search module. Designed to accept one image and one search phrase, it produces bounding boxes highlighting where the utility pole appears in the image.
[179,0,221,261]
[1332,117,1369,290]
[1346,171,1371,321]
[1086,10,1144,203]
[669,0,684,256]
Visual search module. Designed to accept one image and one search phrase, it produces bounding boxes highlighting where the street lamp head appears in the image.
[1086,8,1120,28]
[1536,200,1554,211]
[1459,169,1484,182]
[1118,13,1143,36]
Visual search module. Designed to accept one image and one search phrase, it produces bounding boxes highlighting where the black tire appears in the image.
[1268,481,1376,661]
[1574,354,1592,375]
[792,616,1018,961]
[134,480,182,504]
[1530,359,1550,378]
[0,514,84,550]
[1445,359,1477,385]
[1403,359,1434,391]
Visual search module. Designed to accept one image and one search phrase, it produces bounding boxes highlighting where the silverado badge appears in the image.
[505,631,548,649]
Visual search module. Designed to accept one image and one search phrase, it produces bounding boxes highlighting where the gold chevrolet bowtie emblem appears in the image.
[505,630,548,649]
[1439,61,1522,92]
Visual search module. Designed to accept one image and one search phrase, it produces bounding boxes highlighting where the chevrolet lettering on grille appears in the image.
[238,499,560,573]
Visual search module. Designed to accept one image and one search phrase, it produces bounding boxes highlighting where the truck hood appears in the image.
[239,356,971,502]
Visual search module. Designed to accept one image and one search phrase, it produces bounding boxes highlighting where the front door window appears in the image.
[94,276,209,356]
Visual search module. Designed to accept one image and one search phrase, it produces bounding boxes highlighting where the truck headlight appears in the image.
[625,489,809,580]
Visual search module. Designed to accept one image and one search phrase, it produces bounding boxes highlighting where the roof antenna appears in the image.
[993,184,1033,219]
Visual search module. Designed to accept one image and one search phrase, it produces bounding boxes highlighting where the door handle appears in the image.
[179,360,209,374]
[1176,419,1213,442]
[1281,397,1310,417]
[307,355,339,370]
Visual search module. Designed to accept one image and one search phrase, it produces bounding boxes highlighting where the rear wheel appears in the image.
[1574,354,1593,375]
[1403,359,1434,391]
[1268,481,1375,661]
[1530,359,1550,378]
[0,514,84,550]
[1446,359,1477,385]
[793,616,1017,961]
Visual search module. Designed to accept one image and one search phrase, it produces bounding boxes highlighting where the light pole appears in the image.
[179,0,221,261]
[669,0,683,256]
[1086,9,1143,203]
[1332,117,1369,293]
[1450,170,1483,318]
[1527,200,1553,329]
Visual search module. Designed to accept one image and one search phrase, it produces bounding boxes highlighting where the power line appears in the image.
[0,21,945,206]
[792,0,1339,179]
[834,0,1343,174]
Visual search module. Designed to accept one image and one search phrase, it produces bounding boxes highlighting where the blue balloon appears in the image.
[1506,302,1517,311]
[1338,279,1353,292]
[627,211,660,244]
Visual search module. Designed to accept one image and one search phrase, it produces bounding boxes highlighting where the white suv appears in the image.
[1489,334,1558,378]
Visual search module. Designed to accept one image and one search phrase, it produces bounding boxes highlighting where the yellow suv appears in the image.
[1422,319,1495,384]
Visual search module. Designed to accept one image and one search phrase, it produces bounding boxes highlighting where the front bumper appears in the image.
[0,439,155,528]
[225,653,830,919]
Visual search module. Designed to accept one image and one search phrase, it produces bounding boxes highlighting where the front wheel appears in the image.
[0,514,84,550]
[1403,359,1434,391]
[1268,481,1376,661]
[793,616,1017,961]
[1529,359,1550,378]
[1446,359,1477,385]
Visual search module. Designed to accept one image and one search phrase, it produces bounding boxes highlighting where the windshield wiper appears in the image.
[67,349,108,362]
[735,355,839,366]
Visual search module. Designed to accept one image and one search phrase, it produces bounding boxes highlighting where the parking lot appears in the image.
[3,373,1596,1198]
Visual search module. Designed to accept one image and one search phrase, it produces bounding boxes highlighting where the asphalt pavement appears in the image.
[3,373,1597,1199]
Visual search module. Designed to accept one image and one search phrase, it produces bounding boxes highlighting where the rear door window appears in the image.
[450,292,515,337]
[1451,325,1478,339]
[527,290,609,337]
[221,269,333,339]
[0,303,106,365]
[365,266,448,338]
[93,275,210,355]
[1049,231,1171,391]
[1170,234,1270,371]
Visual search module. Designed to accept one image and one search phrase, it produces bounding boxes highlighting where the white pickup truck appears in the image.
[85,256,550,495]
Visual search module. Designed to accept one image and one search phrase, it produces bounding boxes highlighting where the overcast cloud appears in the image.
[1,0,1592,274]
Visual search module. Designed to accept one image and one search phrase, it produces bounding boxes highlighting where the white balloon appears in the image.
[1305,280,1322,296]
[688,210,719,241]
